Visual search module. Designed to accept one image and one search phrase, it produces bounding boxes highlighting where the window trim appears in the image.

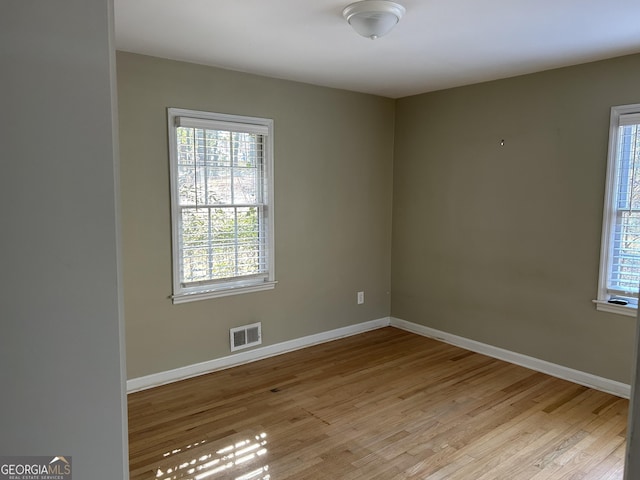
[595,103,640,317]
[167,108,276,304]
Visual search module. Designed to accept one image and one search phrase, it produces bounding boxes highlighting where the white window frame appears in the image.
[595,103,640,317]
[168,108,276,304]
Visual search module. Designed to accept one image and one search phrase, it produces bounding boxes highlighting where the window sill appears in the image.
[593,300,637,317]
[172,281,277,304]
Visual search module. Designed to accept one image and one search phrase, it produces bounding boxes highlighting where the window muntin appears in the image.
[168,109,275,303]
[596,105,640,314]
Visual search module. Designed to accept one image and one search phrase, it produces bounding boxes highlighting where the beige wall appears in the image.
[117,52,395,379]
[392,53,640,383]
[119,50,640,385]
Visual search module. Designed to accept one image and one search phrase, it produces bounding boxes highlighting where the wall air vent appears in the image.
[230,322,262,352]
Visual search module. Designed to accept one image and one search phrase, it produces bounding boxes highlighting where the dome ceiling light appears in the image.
[342,0,406,40]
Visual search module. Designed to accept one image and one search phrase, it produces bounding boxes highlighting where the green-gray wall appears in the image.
[119,50,640,386]
[117,52,395,379]
[392,53,640,384]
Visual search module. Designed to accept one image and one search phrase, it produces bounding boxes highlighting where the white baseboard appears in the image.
[127,317,391,393]
[128,315,631,399]
[390,317,631,399]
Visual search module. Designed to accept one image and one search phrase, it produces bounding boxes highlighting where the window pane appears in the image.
[180,206,263,284]
[233,132,261,167]
[206,167,232,205]
[235,207,261,275]
[617,126,640,209]
[178,128,262,206]
[610,123,640,297]
[178,164,196,204]
[209,207,262,277]
[210,207,237,279]
[206,129,231,166]
[176,127,195,163]
[233,167,258,204]
[181,208,210,283]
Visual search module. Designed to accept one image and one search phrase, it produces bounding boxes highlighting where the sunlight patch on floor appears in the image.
[155,433,269,480]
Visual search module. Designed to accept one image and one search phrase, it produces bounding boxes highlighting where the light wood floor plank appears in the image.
[128,327,628,479]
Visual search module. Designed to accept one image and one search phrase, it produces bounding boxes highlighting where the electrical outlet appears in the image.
[357,291,365,305]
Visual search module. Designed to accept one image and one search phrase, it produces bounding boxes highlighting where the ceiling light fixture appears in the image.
[342,0,406,40]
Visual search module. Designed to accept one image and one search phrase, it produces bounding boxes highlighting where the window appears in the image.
[596,104,640,316]
[168,108,275,303]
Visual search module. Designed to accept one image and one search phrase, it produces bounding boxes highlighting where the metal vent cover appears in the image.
[230,322,262,351]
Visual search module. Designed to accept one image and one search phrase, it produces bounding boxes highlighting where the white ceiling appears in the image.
[114,0,640,99]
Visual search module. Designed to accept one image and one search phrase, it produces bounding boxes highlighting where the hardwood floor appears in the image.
[128,327,628,479]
